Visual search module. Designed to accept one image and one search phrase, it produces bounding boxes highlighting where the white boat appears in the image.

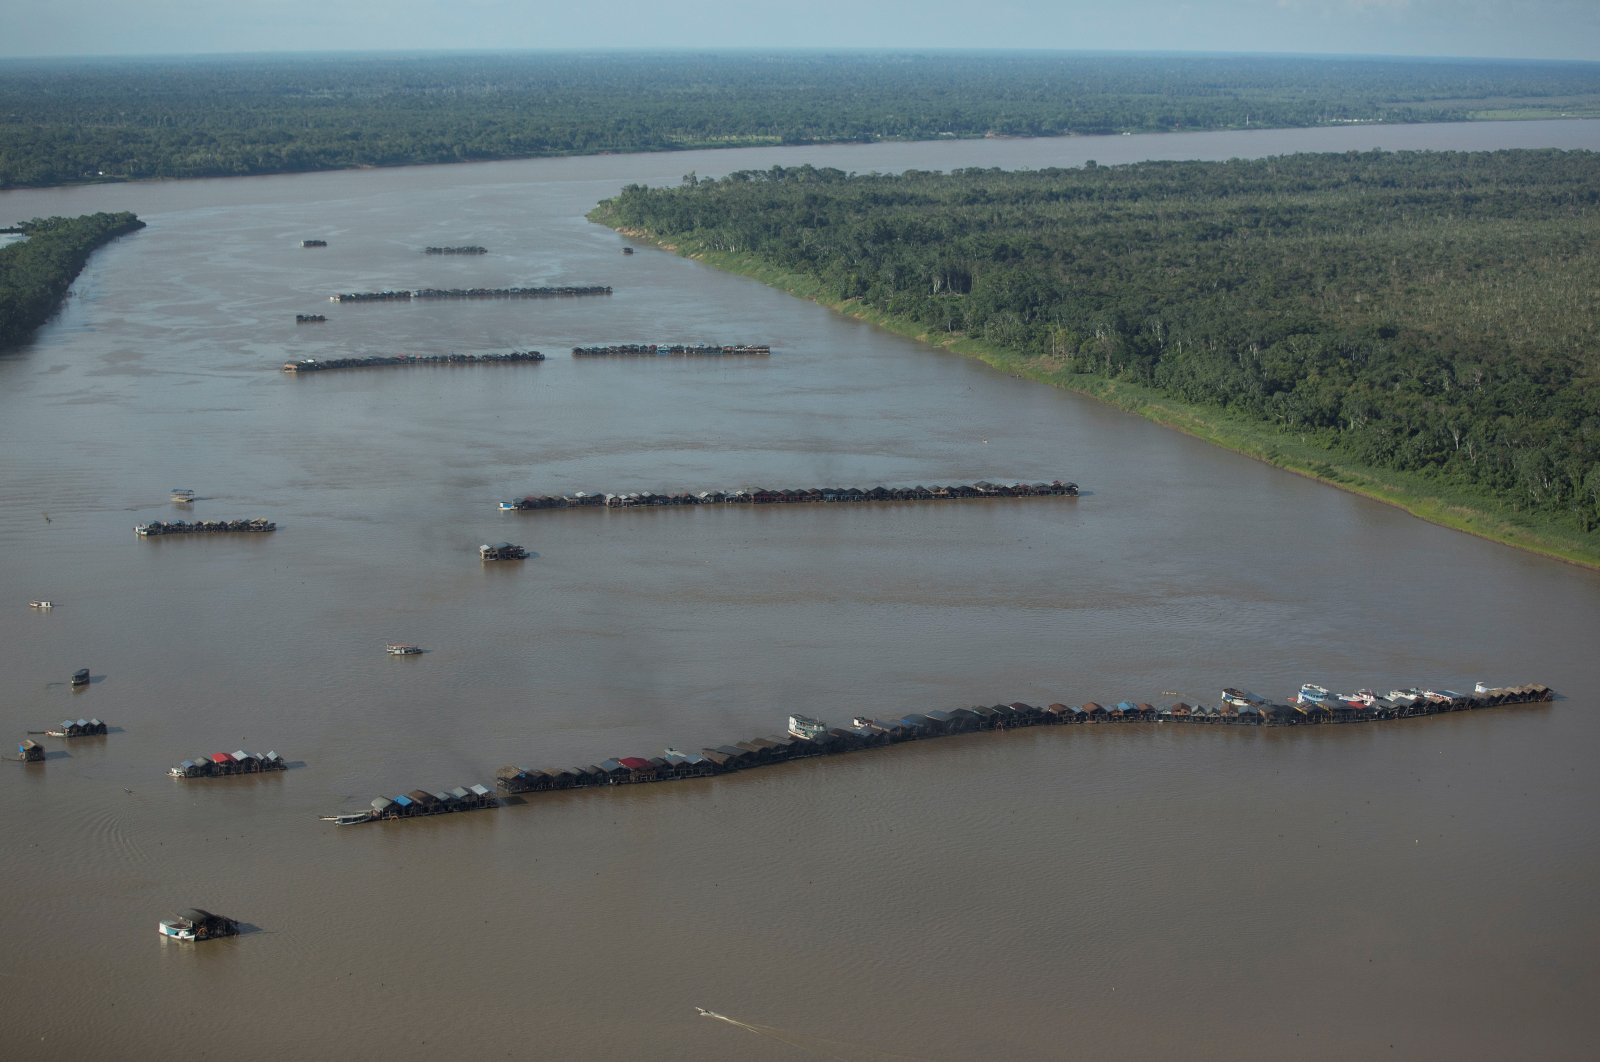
[158,919,197,941]
[1297,683,1332,703]
[1221,687,1262,707]
[497,501,518,511]
[170,489,195,503]
[385,643,422,655]
[788,714,828,741]
[28,600,53,609]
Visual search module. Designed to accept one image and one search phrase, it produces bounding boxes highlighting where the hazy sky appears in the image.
[1,0,1596,61]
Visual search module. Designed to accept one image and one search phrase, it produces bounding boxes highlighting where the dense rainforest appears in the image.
[0,212,145,348]
[593,150,1600,553]
[2,51,1599,188]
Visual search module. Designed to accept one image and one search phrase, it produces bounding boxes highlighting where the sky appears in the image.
[0,0,1596,61]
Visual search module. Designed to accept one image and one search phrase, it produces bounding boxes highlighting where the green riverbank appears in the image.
[598,220,1600,571]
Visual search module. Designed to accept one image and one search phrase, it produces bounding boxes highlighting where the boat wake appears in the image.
[696,1007,939,1061]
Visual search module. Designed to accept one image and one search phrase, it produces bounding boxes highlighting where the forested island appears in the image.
[0,213,145,349]
[592,149,1600,566]
[2,51,1598,188]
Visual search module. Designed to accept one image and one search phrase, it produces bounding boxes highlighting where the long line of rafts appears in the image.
[169,751,286,778]
[136,519,275,536]
[335,784,500,824]
[329,286,611,302]
[282,351,544,373]
[500,480,1079,511]
[572,344,771,357]
[493,684,1554,795]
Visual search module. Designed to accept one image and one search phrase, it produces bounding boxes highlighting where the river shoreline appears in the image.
[600,222,1600,572]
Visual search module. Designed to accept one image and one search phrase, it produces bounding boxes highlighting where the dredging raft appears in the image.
[169,751,286,779]
[136,518,275,536]
[571,343,771,357]
[329,285,610,302]
[282,351,543,373]
[498,480,1079,512]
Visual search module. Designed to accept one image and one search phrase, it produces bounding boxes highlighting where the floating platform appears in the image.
[136,519,275,536]
[424,246,486,255]
[329,286,611,303]
[169,751,286,779]
[324,783,497,825]
[489,684,1554,800]
[479,542,528,561]
[283,351,543,373]
[295,314,326,324]
[572,343,770,357]
[499,480,1079,512]
[46,718,107,738]
[300,240,327,248]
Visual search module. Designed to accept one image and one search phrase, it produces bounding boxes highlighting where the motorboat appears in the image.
[1296,683,1332,703]
[28,600,53,609]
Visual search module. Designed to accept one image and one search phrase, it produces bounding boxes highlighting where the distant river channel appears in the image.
[2,120,1598,1061]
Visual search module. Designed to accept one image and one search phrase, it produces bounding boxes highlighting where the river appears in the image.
[2,119,1598,1061]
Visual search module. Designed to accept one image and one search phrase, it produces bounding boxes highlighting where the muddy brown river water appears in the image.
[2,120,1598,1060]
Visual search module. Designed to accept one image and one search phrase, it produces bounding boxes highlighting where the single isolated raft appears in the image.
[572,343,770,357]
[423,246,486,255]
[329,285,611,302]
[283,351,543,373]
[136,518,275,536]
[499,480,1079,512]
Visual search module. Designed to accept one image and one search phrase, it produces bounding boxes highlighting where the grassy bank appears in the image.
[599,218,1600,570]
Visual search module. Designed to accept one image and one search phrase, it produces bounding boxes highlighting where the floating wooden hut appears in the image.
[18,739,45,762]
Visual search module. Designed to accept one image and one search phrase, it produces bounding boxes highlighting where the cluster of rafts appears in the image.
[168,751,287,778]
[571,343,771,357]
[308,681,1552,824]
[282,351,543,373]
[328,285,611,302]
[499,480,1079,511]
[135,518,275,536]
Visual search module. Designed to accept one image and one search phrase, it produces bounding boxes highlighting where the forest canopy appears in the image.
[0,212,145,349]
[1,51,1598,188]
[593,150,1600,539]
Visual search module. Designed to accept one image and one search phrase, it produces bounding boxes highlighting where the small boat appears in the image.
[170,489,195,503]
[385,643,423,656]
[71,668,90,687]
[1221,687,1262,708]
[320,812,374,825]
[158,908,239,941]
[498,501,518,511]
[788,714,828,741]
[28,600,53,609]
[1296,683,1332,703]
[158,919,197,941]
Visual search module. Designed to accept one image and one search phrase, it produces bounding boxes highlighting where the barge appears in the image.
[136,518,275,536]
[169,750,286,779]
[159,909,239,941]
[329,285,610,303]
[572,343,771,357]
[500,480,1079,512]
[488,683,1555,802]
[283,350,543,373]
[423,246,487,255]
[479,542,528,561]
